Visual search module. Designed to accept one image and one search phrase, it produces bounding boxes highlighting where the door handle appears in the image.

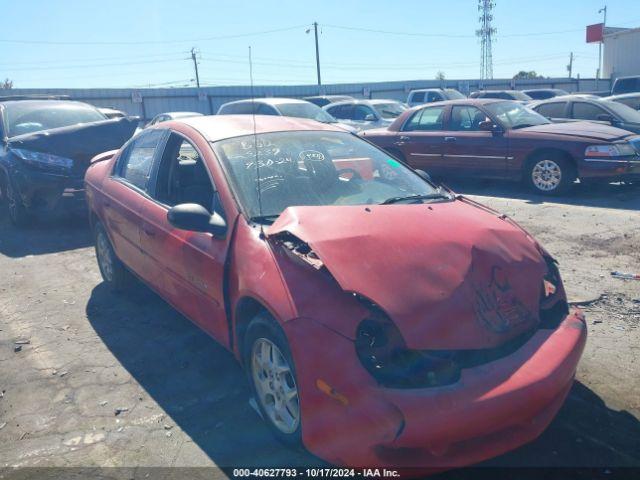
[444,136,457,143]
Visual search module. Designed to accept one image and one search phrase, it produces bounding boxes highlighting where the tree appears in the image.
[512,71,544,80]
[2,78,13,89]
[435,71,446,81]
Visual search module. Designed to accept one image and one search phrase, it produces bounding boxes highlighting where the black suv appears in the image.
[0,96,137,225]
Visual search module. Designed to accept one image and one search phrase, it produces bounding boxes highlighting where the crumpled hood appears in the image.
[268,201,548,350]
[8,118,137,175]
[519,121,634,142]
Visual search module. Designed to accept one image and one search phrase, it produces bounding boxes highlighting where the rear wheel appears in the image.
[244,313,302,447]
[94,221,131,291]
[525,153,576,195]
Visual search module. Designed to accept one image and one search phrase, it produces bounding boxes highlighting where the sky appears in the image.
[1,0,639,89]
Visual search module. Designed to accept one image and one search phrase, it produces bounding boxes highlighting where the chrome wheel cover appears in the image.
[96,230,115,282]
[251,337,300,434]
[532,159,562,191]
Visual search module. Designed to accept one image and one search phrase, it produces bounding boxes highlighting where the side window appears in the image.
[153,133,217,213]
[426,92,442,102]
[403,106,445,131]
[116,129,165,191]
[449,106,489,131]
[410,92,425,103]
[353,105,375,121]
[257,104,277,115]
[572,102,606,120]
[327,104,351,120]
[535,102,566,118]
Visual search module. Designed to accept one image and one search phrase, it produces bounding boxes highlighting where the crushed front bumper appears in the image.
[10,164,86,213]
[579,156,640,182]
[285,309,587,469]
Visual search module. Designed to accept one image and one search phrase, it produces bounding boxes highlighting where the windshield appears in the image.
[485,101,550,129]
[3,100,106,137]
[445,89,466,100]
[276,103,337,123]
[212,131,444,220]
[602,100,640,123]
[373,102,407,119]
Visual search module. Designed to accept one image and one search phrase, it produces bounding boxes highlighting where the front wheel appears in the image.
[525,154,576,195]
[6,179,30,227]
[244,313,302,447]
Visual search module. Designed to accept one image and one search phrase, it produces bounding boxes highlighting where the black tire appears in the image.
[524,153,576,195]
[243,312,302,448]
[5,177,30,227]
[94,221,131,291]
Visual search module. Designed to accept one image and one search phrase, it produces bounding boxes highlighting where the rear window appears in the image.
[3,100,105,137]
[613,78,640,95]
[534,102,566,118]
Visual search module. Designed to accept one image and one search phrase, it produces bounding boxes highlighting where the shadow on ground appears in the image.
[443,178,640,211]
[0,204,92,258]
[86,282,323,469]
[86,281,640,476]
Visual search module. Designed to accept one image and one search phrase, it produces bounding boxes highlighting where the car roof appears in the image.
[605,93,640,100]
[174,114,343,142]
[164,111,202,118]
[326,99,400,106]
[412,98,505,108]
[222,97,310,107]
[0,99,96,108]
[304,95,352,100]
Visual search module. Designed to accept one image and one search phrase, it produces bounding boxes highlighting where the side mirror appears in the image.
[364,113,376,122]
[415,169,432,182]
[596,113,614,124]
[478,120,497,131]
[167,203,227,236]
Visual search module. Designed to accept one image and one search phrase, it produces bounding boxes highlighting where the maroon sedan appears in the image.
[361,99,640,194]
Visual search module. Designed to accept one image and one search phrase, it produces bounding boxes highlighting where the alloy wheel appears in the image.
[251,337,300,434]
[531,159,562,192]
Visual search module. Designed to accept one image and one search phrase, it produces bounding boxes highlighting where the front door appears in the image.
[139,131,231,344]
[441,105,508,179]
[101,129,166,275]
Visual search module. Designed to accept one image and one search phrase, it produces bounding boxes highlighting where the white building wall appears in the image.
[604,28,640,79]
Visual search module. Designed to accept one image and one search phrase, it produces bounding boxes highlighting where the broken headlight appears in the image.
[11,148,74,170]
[539,256,569,328]
[355,307,460,388]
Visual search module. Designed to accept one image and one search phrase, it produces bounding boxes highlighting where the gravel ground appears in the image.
[0,180,639,478]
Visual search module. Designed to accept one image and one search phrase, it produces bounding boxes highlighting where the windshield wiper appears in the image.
[511,123,538,129]
[380,192,450,205]
[250,214,280,224]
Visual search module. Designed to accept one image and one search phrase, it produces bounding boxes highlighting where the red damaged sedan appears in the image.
[85,115,586,469]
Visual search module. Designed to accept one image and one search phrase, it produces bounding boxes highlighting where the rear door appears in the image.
[395,105,449,175]
[138,130,231,344]
[101,129,166,275]
[533,101,570,122]
[442,105,508,178]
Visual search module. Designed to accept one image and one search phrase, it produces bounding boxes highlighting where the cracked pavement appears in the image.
[0,181,639,478]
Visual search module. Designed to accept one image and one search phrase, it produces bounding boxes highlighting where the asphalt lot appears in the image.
[0,180,639,478]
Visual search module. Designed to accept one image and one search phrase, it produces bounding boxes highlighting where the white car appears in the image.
[323,99,407,131]
[217,98,357,133]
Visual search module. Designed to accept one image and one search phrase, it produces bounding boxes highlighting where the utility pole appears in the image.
[567,52,574,78]
[191,47,200,88]
[597,6,607,80]
[313,22,322,92]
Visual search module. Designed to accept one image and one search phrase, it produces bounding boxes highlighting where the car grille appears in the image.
[630,137,640,155]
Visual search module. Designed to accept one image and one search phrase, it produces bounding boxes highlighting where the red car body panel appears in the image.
[361,99,640,182]
[85,115,587,470]
[268,203,545,350]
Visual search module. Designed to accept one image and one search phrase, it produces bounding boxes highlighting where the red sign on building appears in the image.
[586,23,604,43]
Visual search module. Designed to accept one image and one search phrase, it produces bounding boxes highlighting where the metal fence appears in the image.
[8,77,612,122]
